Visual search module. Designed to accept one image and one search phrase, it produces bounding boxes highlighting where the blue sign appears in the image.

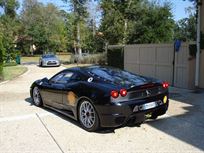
[175,40,181,52]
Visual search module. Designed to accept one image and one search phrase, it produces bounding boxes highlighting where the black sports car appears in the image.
[30,66,169,132]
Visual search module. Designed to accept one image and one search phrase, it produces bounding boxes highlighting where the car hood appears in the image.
[42,57,59,61]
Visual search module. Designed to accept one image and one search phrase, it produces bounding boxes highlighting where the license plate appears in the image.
[142,102,157,110]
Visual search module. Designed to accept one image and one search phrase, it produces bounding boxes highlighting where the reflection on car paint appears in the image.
[67,91,77,106]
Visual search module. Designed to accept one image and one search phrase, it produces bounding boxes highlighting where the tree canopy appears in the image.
[99,0,175,45]
[0,0,197,57]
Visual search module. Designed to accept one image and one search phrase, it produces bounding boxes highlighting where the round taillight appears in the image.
[120,89,127,97]
[111,90,119,98]
[162,82,169,88]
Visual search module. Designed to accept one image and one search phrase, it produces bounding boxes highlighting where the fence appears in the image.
[108,43,196,89]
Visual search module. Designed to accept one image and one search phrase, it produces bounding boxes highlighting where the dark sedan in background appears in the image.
[39,54,60,67]
[30,66,169,132]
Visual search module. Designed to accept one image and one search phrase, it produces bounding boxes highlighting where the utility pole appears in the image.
[195,0,202,88]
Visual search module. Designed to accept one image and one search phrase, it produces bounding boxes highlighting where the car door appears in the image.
[62,72,82,110]
[40,71,74,109]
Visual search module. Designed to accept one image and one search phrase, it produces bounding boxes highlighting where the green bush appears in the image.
[0,64,3,81]
[3,62,17,67]
[80,53,107,65]
[107,48,124,69]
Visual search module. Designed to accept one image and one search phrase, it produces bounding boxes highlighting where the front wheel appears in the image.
[32,86,43,107]
[78,100,99,132]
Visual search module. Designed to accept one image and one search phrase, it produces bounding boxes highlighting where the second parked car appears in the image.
[39,54,60,67]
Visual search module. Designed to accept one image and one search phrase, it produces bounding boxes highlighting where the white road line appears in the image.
[0,112,54,123]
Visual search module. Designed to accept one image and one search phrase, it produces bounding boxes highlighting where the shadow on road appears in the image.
[21,62,38,65]
[24,97,116,134]
[146,89,204,151]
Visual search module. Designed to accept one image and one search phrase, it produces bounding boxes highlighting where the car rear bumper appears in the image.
[95,94,169,127]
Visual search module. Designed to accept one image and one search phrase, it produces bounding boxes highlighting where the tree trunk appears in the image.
[123,19,128,44]
[77,22,82,59]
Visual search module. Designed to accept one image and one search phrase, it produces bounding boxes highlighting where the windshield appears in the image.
[42,55,56,58]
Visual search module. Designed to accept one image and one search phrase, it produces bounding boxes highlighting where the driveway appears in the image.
[0,64,204,153]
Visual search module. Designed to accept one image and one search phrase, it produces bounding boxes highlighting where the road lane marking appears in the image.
[36,113,65,153]
[0,112,54,123]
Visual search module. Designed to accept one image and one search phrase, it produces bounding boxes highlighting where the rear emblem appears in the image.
[146,90,151,96]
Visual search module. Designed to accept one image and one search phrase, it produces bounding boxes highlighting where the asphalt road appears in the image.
[0,64,204,153]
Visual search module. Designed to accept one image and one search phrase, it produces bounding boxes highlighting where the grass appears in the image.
[21,54,72,63]
[2,65,27,81]
[21,56,40,63]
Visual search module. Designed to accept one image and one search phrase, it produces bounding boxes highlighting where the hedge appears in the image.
[107,48,124,69]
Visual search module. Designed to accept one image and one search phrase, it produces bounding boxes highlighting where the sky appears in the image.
[3,0,195,22]
[156,0,195,20]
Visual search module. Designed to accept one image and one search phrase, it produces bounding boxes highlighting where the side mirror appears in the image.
[41,77,49,83]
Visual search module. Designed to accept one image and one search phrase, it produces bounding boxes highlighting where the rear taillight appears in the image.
[162,82,169,88]
[111,90,119,98]
[111,89,127,98]
[120,89,127,97]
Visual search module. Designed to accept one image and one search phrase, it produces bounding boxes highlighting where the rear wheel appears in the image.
[32,86,43,107]
[78,100,99,132]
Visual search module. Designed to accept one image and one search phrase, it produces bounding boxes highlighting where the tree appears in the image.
[20,0,68,54]
[0,0,19,18]
[174,4,196,41]
[0,25,5,80]
[61,0,88,57]
[0,0,19,62]
[174,16,196,41]
[99,0,174,45]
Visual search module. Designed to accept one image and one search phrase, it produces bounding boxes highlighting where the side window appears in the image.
[59,72,74,83]
[71,73,82,81]
[50,73,64,83]
[50,72,74,84]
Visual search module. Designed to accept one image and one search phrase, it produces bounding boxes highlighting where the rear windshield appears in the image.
[87,67,146,85]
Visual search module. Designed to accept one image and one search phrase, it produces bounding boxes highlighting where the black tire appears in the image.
[78,99,100,132]
[32,86,43,107]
